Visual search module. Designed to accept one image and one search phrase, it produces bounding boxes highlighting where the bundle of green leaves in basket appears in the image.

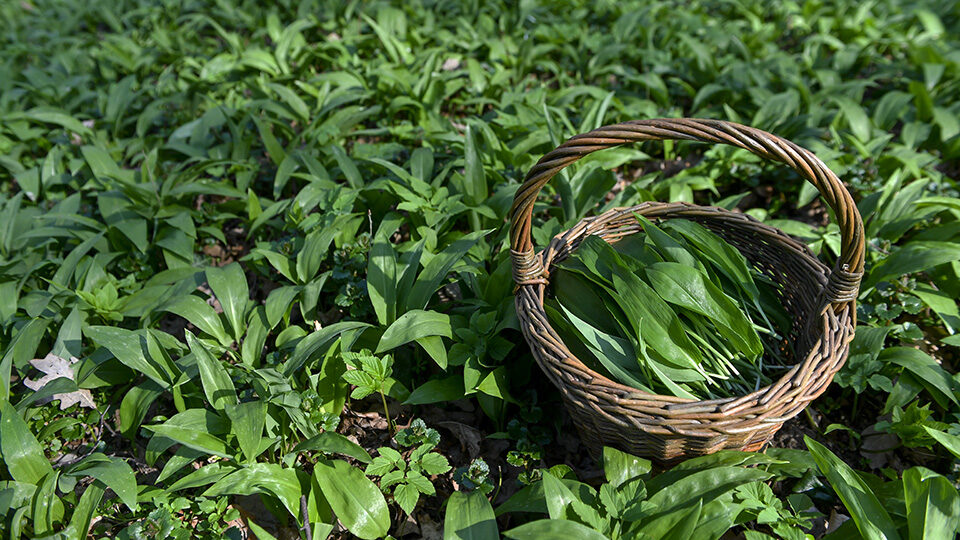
[546,214,794,400]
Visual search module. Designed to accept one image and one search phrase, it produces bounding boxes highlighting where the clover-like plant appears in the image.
[365,419,452,515]
[342,349,396,432]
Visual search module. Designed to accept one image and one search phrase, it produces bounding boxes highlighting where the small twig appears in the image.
[54,405,110,470]
[301,494,312,540]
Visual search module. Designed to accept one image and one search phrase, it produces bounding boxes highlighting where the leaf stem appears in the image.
[380,387,394,434]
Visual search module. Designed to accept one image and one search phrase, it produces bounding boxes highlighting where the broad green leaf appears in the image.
[314,458,390,540]
[444,490,499,540]
[494,476,591,516]
[119,381,164,438]
[156,447,205,484]
[282,321,371,377]
[556,302,650,391]
[562,235,706,374]
[805,436,901,540]
[159,294,231,346]
[864,241,960,290]
[394,482,420,515]
[504,519,609,540]
[52,231,106,287]
[658,499,703,540]
[145,409,232,458]
[84,326,179,388]
[51,305,83,360]
[247,519,279,540]
[643,466,771,525]
[551,266,624,337]
[188,332,238,412]
[314,342,349,415]
[63,482,104,540]
[1,319,50,401]
[411,147,434,183]
[873,91,914,129]
[395,239,425,306]
[167,462,237,492]
[833,96,873,141]
[331,145,362,189]
[225,400,267,463]
[66,454,137,511]
[292,432,372,463]
[636,215,699,268]
[476,367,519,404]
[404,230,489,312]
[264,286,300,328]
[404,376,465,405]
[252,248,296,282]
[365,157,431,191]
[206,263,249,342]
[415,335,448,369]
[561,235,626,287]
[32,469,59,535]
[367,238,398,326]
[252,116,286,165]
[662,219,759,298]
[903,468,960,540]
[850,326,894,360]
[146,424,232,458]
[296,221,346,283]
[914,196,960,213]
[610,271,705,373]
[204,463,302,521]
[542,470,603,526]
[461,124,488,206]
[10,107,93,136]
[306,467,336,540]
[603,447,651,488]
[0,400,53,484]
[881,347,959,408]
[923,427,960,460]
[377,309,452,355]
[912,284,960,333]
[646,262,763,358]
[242,307,270,367]
[80,145,123,181]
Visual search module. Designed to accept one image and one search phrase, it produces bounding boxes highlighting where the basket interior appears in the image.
[541,204,832,374]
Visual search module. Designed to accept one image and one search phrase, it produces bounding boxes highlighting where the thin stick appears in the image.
[301,494,312,540]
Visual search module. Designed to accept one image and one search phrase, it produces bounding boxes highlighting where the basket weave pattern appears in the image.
[509,119,865,463]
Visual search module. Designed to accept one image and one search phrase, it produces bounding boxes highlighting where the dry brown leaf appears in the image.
[23,353,96,410]
[437,421,482,460]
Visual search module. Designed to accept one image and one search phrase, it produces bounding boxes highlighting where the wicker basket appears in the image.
[509,118,865,463]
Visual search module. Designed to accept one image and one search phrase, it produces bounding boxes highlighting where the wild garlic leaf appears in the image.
[636,214,702,270]
[663,219,760,300]
[609,271,706,374]
[557,302,651,392]
[646,262,764,359]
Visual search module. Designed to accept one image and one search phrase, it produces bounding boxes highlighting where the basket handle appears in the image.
[508,118,865,304]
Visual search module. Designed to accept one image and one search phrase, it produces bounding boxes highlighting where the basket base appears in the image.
[564,392,779,466]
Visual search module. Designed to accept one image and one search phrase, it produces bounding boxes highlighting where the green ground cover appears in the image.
[2,1,960,538]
